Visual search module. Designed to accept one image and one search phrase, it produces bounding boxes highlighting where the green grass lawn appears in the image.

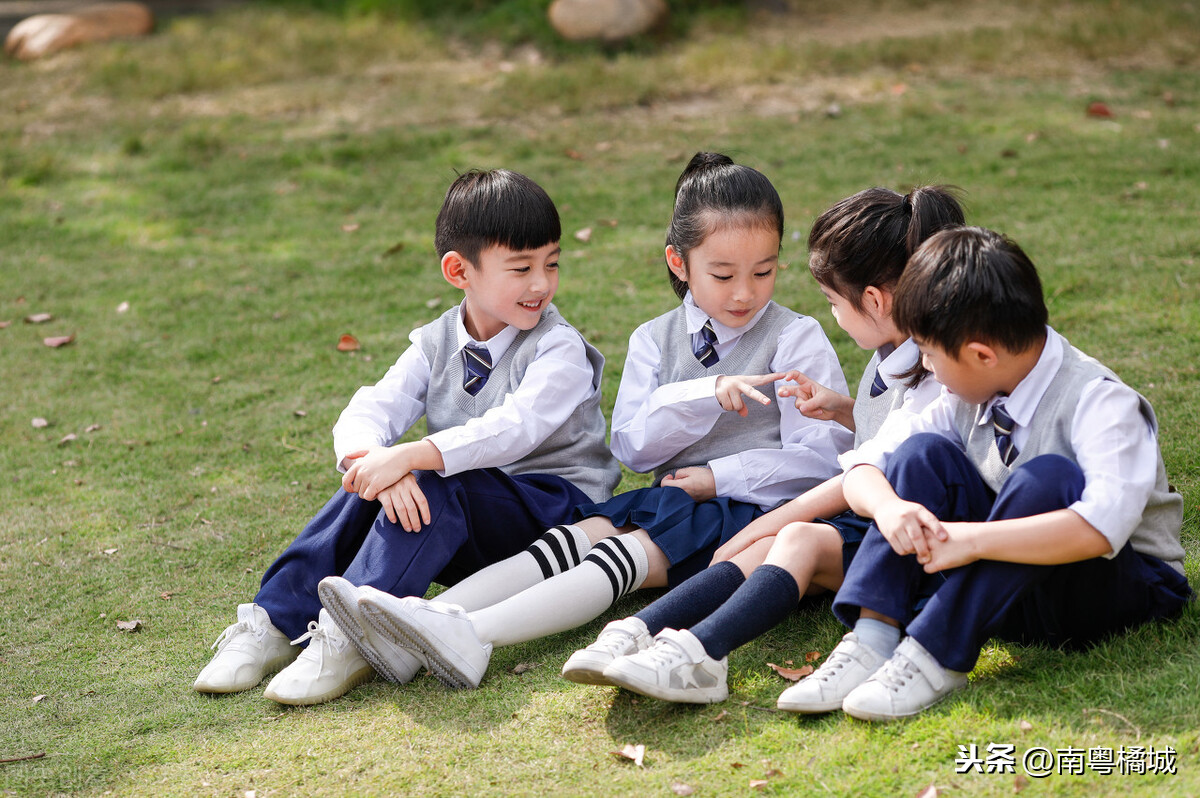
[2,0,1199,794]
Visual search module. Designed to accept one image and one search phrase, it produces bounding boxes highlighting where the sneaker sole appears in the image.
[841,683,966,722]
[561,655,618,686]
[318,581,416,684]
[604,670,728,704]
[263,663,375,706]
[359,601,482,690]
[775,694,845,714]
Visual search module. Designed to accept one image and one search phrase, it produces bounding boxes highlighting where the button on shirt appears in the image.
[840,328,1160,557]
[332,302,598,477]
[611,293,854,510]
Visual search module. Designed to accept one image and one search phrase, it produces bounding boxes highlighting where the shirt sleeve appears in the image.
[609,321,726,472]
[708,316,855,508]
[332,327,430,471]
[840,385,964,474]
[1068,378,1160,557]
[425,324,598,476]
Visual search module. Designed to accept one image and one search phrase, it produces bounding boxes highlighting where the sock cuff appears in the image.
[583,534,650,602]
[527,524,592,579]
[751,564,802,602]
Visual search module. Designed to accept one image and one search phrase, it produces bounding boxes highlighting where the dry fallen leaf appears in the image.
[0,320,11,328]
[612,743,645,767]
[58,433,77,446]
[574,227,593,243]
[116,301,130,313]
[25,312,53,324]
[159,592,175,600]
[383,241,405,257]
[102,548,118,555]
[337,334,360,352]
[341,223,360,233]
[509,662,538,675]
[915,785,939,798]
[1087,101,1114,118]
[750,780,769,790]
[564,148,584,161]
[764,768,784,778]
[116,619,142,632]
[32,418,49,429]
[425,297,441,309]
[1018,719,1033,732]
[43,334,75,348]
[32,694,48,704]
[294,410,307,418]
[85,424,102,433]
[712,709,728,722]
[1014,774,1029,792]
[805,650,822,663]
[670,783,695,796]
[767,662,813,681]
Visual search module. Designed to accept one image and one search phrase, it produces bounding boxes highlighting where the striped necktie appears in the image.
[694,319,719,367]
[462,343,492,396]
[992,402,1018,466]
[869,367,888,397]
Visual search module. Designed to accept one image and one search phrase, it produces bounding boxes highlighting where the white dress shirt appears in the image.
[842,328,1160,556]
[332,302,598,477]
[612,293,854,510]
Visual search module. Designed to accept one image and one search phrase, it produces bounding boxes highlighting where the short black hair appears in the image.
[434,169,561,265]
[665,152,784,300]
[894,226,1048,355]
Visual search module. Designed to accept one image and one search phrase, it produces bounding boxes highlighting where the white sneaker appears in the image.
[318,577,425,684]
[602,628,728,704]
[776,632,886,714]
[262,610,375,706]
[193,603,297,694]
[841,636,968,722]
[562,617,652,686]
[358,594,491,690]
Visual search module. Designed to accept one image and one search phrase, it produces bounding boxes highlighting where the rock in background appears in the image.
[548,0,668,42]
[5,1,154,60]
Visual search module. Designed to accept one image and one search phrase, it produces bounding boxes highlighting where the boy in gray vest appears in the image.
[787,226,1191,721]
[192,169,620,706]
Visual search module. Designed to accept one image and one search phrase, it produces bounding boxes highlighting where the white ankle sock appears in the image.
[853,617,902,659]
[470,534,651,648]
[436,525,593,611]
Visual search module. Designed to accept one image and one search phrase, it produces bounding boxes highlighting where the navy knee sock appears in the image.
[634,560,746,635]
[691,564,801,661]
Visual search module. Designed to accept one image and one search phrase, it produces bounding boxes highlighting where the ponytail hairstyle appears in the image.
[664,152,785,299]
[807,185,965,311]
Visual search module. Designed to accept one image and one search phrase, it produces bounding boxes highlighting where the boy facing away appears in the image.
[193,169,620,705]
[785,226,1191,721]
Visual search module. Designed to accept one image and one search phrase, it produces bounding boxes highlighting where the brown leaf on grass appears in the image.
[1014,774,1029,792]
[1018,719,1033,732]
[44,334,75,348]
[116,301,130,313]
[32,694,48,704]
[564,148,584,161]
[600,219,619,227]
[116,619,142,632]
[25,313,53,323]
[425,297,441,309]
[767,662,813,681]
[32,418,49,428]
[294,410,307,417]
[914,785,939,798]
[58,433,77,446]
[890,83,908,95]
[764,768,784,778]
[336,334,360,352]
[509,662,538,675]
[85,424,102,432]
[804,650,822,663]
[383,241,405,257]
[731,762,745,769]
[160,592,176,600]
[612,743,645,767]
[713,709,728,722]
[574,227,593,243]
[670,783,695,796]
[0,320,11,328]
[750,780,769,790]
[103,548,118,555]
[1087,101,1114,118]
[341,223,360,233]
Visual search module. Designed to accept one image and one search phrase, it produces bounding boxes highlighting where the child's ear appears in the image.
[442,251,471,289]
[862,285,892,318]
[964,341,999,367]
[665,245,688,283]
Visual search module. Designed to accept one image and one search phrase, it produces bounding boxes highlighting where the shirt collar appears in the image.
[453,301,520,361]
[877,338,920,385]
[682,292,771,344]
[979,326,1061,428]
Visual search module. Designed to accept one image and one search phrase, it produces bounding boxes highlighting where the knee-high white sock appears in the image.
[435,525,593,612]
[469,534,651,649]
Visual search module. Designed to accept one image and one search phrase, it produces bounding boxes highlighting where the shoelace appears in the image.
[642,638,692,669]
[594,630,638,656]
[811,648,855,683]
[873,652,918,694]
[210,620,265,651]
[291,622,346,670]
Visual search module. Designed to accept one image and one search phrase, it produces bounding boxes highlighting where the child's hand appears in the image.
[376,474,431,532]
[778,370,855,429]
[660,466,717,502]
[342,446,410,501]
[921,522,979,573]
[711,515,778,563]
[872,497,947,564]
[714,372,785,417]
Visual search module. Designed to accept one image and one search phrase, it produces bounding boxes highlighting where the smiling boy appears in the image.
[788,226,1190,721]
[192,169,620,706]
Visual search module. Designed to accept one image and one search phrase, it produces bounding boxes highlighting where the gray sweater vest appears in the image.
[649,301,799,484]
[421,304,620,503]
[852,350,910,448]
[952,342,1184,571]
